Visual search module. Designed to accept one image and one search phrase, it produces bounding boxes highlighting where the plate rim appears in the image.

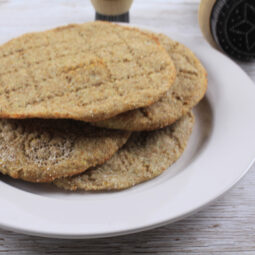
[0,24,255,239]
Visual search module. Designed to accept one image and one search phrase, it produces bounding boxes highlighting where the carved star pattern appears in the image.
[230,3,255,50]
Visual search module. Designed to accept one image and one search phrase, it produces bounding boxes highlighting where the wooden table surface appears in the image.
[0,0,254,254]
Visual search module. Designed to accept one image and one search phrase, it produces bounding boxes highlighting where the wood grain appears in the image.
[0,0,255,254]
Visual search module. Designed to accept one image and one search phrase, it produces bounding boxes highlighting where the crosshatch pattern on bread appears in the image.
[0,22,176,122]
[94,33,207,131]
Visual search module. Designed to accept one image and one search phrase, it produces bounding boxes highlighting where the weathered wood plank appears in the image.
[0,0,254,254]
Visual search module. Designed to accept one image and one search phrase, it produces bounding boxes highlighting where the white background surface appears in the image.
[0,0,254,253]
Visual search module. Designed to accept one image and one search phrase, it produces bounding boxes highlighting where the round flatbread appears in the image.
[0,119,130,183]
[54,112,194,191]
[94,34,207,131]
[0,22,176,122]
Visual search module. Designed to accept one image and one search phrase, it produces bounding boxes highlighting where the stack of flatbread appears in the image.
[0,21,207,191]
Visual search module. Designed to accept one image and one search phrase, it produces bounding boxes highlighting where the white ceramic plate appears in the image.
[0,24,255,239]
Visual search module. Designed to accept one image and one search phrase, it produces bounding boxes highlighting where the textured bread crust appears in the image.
[54,112,194,191]
[0,119,130,183]
[0,22,176,122]
[94,34,207,131]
